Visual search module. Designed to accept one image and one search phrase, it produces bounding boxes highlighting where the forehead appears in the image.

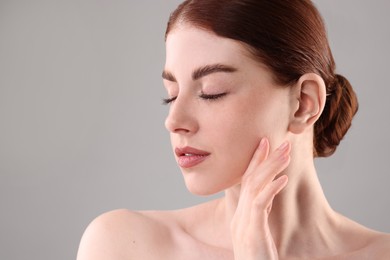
[165,25,252,71]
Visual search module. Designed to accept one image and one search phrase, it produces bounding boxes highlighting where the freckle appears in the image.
[133,240,136,244]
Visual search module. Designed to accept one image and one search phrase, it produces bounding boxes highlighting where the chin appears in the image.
[182,172,239,196]
[185,184,221,196]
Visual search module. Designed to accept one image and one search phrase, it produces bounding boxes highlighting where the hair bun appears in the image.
[313,74,359,157]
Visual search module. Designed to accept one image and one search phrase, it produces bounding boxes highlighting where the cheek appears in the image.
[204,107,265,185]
[205,96,288,181]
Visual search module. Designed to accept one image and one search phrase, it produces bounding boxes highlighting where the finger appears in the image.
[250,141,290,189]
[238,140,289,222]
[245,175,288,241]
[244,137,269,176]
[253,175,289,217]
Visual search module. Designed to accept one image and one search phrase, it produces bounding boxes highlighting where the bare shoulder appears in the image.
[76,199,226,260]
[368,232,390,259]
[347,229,390,259]
[77,209,176,260]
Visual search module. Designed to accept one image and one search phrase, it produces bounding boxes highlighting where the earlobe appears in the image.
[288,73,326,134]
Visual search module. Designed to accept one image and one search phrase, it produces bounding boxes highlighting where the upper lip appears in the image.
[175,146,210,157]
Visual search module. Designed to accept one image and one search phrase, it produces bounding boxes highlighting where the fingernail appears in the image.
[278,141,289,151]
[279,153,290,162]
[277,175,288,184]
[259,138,267,149]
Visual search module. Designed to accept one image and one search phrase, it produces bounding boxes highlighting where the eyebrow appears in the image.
[162,63,238,82]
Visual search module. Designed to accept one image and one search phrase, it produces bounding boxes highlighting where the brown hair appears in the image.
[165,0,358,157]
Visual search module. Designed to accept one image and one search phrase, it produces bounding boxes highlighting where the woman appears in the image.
[77,0,390,259]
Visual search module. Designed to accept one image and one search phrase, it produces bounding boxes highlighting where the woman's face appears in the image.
[163,26,292,195]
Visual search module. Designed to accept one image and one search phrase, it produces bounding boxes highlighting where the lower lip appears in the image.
[177,154,209,168]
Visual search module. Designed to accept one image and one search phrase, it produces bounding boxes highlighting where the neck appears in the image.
[220,149,341,257]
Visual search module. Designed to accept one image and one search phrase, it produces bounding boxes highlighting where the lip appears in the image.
[175,146,211,168]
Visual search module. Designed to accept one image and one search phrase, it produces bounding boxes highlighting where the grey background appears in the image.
[0,0,389,259]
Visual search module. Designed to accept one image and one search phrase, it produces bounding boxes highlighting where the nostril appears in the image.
[165,116,193,134]
[165,116,188,133]
[174,127,190,134]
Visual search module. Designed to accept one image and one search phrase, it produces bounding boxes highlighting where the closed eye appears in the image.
[162,92,227,105]
[199,92,227,101]
[162,96,177,105]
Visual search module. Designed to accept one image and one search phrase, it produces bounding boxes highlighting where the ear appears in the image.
[288,73,326,134]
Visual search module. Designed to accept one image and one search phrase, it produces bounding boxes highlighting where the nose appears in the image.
[164,95,199,135]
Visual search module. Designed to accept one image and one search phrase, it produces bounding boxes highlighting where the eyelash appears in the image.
[162,96,177,105]
[162,93,227,105]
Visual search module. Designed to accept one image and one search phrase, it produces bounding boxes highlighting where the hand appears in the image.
[230,138,290,260]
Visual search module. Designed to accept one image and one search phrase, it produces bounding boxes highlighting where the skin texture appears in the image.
[77,26,390,259]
